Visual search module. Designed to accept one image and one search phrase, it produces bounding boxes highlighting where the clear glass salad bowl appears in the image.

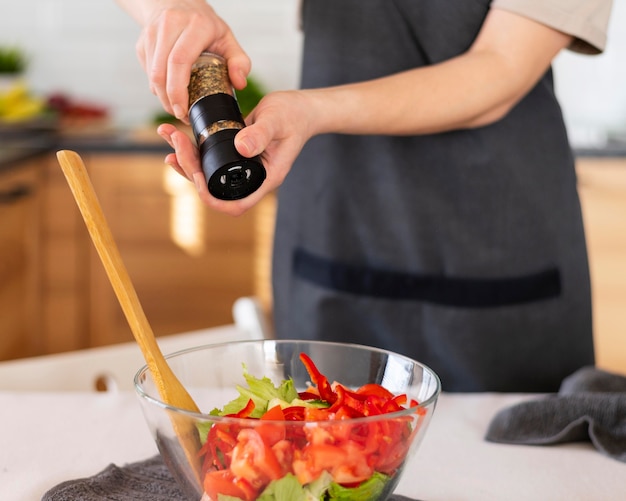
[134,339,441,501]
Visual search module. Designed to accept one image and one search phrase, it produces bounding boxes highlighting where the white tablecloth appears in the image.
[1,325,625,500]
[1,390,625,501]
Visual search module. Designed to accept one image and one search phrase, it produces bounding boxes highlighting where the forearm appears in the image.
[304,53,522,136]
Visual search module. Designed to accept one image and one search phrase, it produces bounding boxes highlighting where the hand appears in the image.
[126,0,250,122]
[157,89,315,215]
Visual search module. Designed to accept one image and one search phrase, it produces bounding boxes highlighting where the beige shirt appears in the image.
[492,0,613,54]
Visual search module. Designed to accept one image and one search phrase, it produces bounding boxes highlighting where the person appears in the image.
[115,0,613,392]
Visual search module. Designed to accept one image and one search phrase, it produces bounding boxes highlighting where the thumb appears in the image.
[234,123,269,158]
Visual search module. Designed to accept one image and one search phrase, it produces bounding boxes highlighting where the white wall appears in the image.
[0,0,624,144]
[0,0,303,127]
[553,0,626,146]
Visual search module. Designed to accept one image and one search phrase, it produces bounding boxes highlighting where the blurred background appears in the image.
[0,0,624,141]
[0,0,303,127]
[0,1,624,375]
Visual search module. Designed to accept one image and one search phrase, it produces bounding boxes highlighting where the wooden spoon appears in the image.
[56,150,202,487]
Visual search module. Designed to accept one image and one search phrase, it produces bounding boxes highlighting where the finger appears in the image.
[224,46,252,90]
[163,153,188,180]
[208,35,251,90]
[234,120,273,159]
[166,29,213,122]
[157,122,178,148]
[145,13,196,115]
[169,129,212,202]
[150,29,182,114]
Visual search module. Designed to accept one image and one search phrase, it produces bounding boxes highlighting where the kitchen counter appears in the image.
[56,126,173,154]
[575,140,626,158]
[3,121,626,172]
[0,133,56,173]
[0,124,172,174]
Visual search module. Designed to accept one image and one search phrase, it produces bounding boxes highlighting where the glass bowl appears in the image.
[134,339,441,501]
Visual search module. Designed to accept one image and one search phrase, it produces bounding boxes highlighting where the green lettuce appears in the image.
[216,472,390,501]
[217,366,298,418]
[327,472,389,500]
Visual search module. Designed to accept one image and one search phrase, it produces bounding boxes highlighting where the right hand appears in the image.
[132,0,251,122]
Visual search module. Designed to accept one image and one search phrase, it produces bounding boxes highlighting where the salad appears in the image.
[197,353,424,501]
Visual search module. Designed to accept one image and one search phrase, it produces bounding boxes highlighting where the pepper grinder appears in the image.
[188,52,266,200]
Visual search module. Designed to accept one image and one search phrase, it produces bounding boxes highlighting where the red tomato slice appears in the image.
[231,429,283,483]
[203,470,252,501]
[257,405,286,446]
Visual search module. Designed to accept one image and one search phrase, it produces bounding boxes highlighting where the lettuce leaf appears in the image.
[327,472,389,500]
[257,473,307,501]
[216,365,299,418]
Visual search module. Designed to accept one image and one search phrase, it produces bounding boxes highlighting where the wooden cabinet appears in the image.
[39,153,90,354]
[576,158,626,375]
[0,134,273,361]
[79,153,265,347]
[0,160,43,361]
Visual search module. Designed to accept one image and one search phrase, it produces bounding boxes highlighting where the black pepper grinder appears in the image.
[188,52,266,200]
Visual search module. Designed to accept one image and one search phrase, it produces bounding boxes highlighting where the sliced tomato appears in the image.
[203,470,253,501]
[329,441,374,484]
[201,423,240,472]
[257,405,286,446]
[293,443,347,484]
[231,428,283,485]
[271,439,295,475]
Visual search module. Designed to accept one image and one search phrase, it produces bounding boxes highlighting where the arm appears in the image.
[131,7,573,215]
[253,8,573,138]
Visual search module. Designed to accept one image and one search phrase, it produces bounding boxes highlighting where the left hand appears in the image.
[158,89,315,215]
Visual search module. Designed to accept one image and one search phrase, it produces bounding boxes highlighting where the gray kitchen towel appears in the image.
[485,366,626,462]
[42,454,419,500]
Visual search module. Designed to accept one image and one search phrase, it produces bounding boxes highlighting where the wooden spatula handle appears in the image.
[56,150,198,411]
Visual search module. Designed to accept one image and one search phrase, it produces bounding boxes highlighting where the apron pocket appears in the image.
[293,247,561,308]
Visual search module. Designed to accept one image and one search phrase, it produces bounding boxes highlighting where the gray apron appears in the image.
[272,0,594,392]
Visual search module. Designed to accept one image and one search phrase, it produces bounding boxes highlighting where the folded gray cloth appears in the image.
[42,455,419,500]
[485,366,626,462]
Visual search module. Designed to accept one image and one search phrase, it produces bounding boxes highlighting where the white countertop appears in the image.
[1,326,625,500]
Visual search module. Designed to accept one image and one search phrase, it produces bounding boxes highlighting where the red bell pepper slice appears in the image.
[226,398,255,418]
[299,353,338,404]
[355,383,395,400]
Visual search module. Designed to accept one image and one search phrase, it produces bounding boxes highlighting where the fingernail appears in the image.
[238,136,256,156]
[173,105,185,120]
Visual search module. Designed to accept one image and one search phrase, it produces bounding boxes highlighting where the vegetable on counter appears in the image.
[198,353,423,501]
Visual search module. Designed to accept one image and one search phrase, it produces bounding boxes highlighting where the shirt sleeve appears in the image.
[491,0,613,54]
